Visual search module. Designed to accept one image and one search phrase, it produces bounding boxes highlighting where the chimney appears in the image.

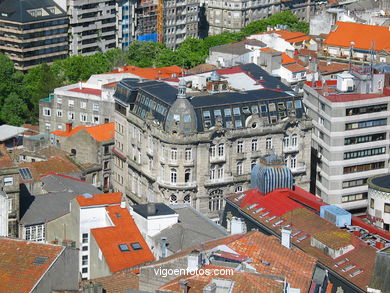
[120,200,126,209]
[203,282,217,293]
[179,279,189,293]
[147,203,156,216]
[187,250,202,272]
[231,217,247,235]
[161,237,167,258]
[66,122,73,133]
[281,226,292,249]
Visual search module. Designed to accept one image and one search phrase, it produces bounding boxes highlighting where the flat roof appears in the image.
[132,203,176,218]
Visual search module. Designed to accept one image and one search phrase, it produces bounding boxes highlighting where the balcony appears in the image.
[291,164,306,174]
[210,155,226,164]
[204,176,234,187]
[283,145,299,153]
[157,177,197,189]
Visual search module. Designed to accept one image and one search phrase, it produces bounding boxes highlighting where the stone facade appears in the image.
[111,69,312,219]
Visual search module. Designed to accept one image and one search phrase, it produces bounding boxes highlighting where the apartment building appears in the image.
[0,0,68,70]
[39,73,130,133]
[163,0,200,49]
[116,0,135,49]
[112,64,313,219]
[58,0,117,55]
[303,66,390,213]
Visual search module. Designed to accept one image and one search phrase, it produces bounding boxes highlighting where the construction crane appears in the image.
[157,0,163,43]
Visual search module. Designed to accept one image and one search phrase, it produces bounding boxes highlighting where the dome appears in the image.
[210,71,220,82]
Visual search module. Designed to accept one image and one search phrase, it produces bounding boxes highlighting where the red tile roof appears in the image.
[76,192,122,207]
[282,53,296,65]
[91,204,155,273]
[52,122,115,142]
[112,65,184,80]
[69,87,102,96]
[0,145,14,168]
[0,238,64,293]
[19,156,81,182]
[159,264,285,293]
[91,271,139,293]
[283,63,307,73]
[324,22,390,51]
[259,47,280,53]
[318,61,349,75]
[226,188,382,291]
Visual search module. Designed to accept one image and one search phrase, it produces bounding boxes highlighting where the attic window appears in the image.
[119,244,130,252]
[131,242,142,250]
[19,168,33,180]
[33,256,48,266]
[115,213,121,218]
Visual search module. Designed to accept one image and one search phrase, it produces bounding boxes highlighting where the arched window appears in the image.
[209,189,224,211]
[170,194,177,204]
[236,162,243,175]
[183,194,191,204]
[283,136,290,148]
[218,143,224,156]
[185,169,191,183]
[170,169,177,183]
[290,154,297,169]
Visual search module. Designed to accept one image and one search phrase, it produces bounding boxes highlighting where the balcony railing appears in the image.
[291,164,306,174]
[283,145,299,153]
[204,176,234,186]
[157,177,197,188]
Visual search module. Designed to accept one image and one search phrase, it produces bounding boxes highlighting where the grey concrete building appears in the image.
[163,0,200,49]
[0,145,20,238]
[54,0,117,55]
[304,67,390,213]
[0,0,68,70]
[39,73,131,133]
[112,64,312,220]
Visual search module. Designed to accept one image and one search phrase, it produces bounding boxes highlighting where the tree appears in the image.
[0,53,17,106]
[0,92,28,126]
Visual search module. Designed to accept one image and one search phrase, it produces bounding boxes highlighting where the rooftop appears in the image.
[0,238,64,293]
[52,122,115,142]
[256,30,311,43]
[369,174,390,192]
[283,63,307,73]
[210,39,265,55]
[112,65,184,80]
[91,204,155,272]
[0,145,14,168]
[68,87,102,96]
[76,192,122,207]
[90,271,139,293]
[324,21,390,51]
[0,125,27,142]
[18,156,81,183]
[226,187,386,290]
[132,203,176,219]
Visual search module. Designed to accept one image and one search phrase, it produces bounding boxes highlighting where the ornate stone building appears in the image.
[112,64,312,219]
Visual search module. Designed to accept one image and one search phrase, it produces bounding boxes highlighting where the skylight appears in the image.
[119,244,129,252]
[131,242,142,250]
[19,168,32,180]
[33,256,48,266]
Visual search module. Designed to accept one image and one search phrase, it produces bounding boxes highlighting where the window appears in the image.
[170,194,177,204]
[342,178,367,189]
[319,117,324,125]
[131,242,142,250]
[4,177,13,186]
[209,189,223,211]
[57,97,62,104]
[185,169,191,182]
[217,166,224,179]
[43,108,51,116]
[170,169,177,183]
[80,101,87,109]
[345,118,387,130]
[224,108,231,117]
[251,139,258,151]
[82,233,88,243]
[342,193,367,203]
[25,224,45,242]
[385,203,390,213]
[218,144,224,156]
[370,198,374,209]
[320,102,325,111]
[93,104,100,111]
[266,138,272,150]
[343,161,385,174]
[268,103,276,112]
[80,113,88,122]
[82,255,88,266]
[346,104,387,116]
[235,120,242,128]
[237,162,243,175]
[294,100,302,108]
[291,134,297,147]
[235,186,243,192]
[184,194,191,204]
[290,155,297,169]
[68,100,74,107]
[119,244,129,251]
[237,141,243,153]
[319,131,324,140]
[345,133,386,145]
[283,136,290,148]
[203,111,211,119]
[56,110,63,117]
[210,166,216,179]
[185,148,192,161]
[210,145,216,157]
[251,160,257,170]
[103,161,109,170]
[93,116,99,124]
[45,122,50,130]
[260,104,268,113]
[68,111,75,120]
[344,147,386,160]
[233,107,240,116]
[214,109,222,117]
[171,148,177,161]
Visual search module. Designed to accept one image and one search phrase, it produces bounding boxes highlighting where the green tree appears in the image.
[0,92,28,126]
[126,41,166,67]
[0,53,17,106]
[176,38,208,68]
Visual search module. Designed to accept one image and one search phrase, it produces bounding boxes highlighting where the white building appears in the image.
[0,191,9,236]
